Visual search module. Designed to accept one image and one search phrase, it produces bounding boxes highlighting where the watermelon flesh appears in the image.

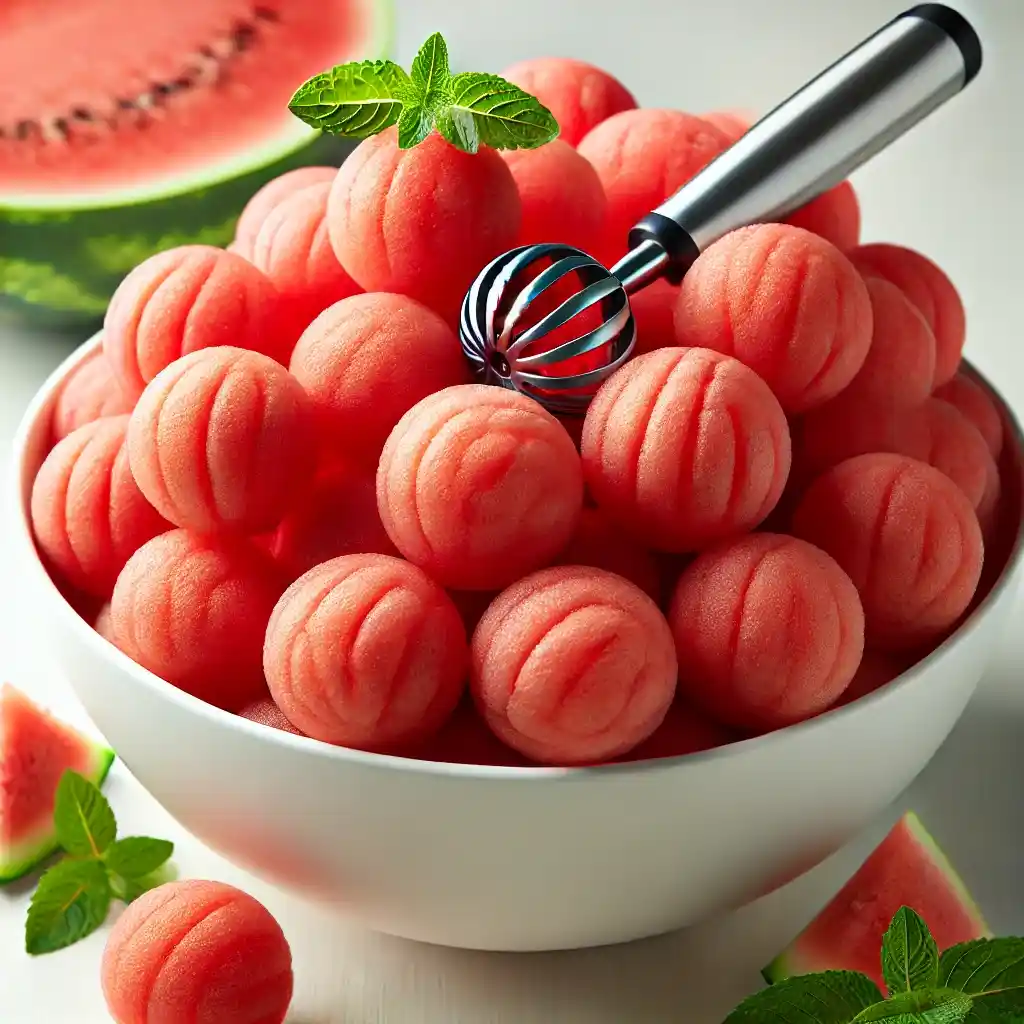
[763,811,990,992]
[0,0,389,325]
[0,684,115,883]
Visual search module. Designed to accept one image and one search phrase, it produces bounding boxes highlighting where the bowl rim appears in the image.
[12,334,1024,781]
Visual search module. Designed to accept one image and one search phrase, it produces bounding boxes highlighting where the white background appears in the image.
[2,0,1023,1020]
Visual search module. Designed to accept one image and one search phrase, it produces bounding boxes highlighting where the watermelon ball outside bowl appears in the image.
[9,333,1024,953]
[0,0,391,329]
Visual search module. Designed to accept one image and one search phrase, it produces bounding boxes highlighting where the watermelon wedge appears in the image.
[0,0,391,327]
[763,811,990,992]
[0,684,115,883]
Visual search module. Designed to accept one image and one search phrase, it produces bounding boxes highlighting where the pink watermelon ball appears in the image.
[500,140,606,253]
[700,109,754,143]
[103,245,292,400]
[267,459,397,581]
[581,348,791,553]
[622,700,737,761]
[841,276,937,407]
[848,243,965,387]
[128,347,316,535]
[250,181,361,330]
[232,165,339,258]
[31,416,169,599]
[470,565,677,764]
[631,279,681,355]
[414,700,529,766]
[101,879,293,1024]
[51,348,133,443]
[673,224,873,413]
[94,603,115,643]
[288,292,468,465]
[791,453,984,650]
[499,57,637,147]
[109,530,284,710]
[327,129,521,325]
[934,371,1004,459]
[264,554,468,750]
[794,394,998,514]
[669,534,865,730]
[377,384,584,590]
[578,110,731,263]
[556,506,660,601]
[237,696,305,736]
[786,180,862,251]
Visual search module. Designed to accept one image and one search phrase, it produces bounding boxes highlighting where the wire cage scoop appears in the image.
[459,243,636,416]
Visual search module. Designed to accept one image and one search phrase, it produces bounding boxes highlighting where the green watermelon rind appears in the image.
[0,0,393,328]
[0,744,116,884]
[760,812,991,986]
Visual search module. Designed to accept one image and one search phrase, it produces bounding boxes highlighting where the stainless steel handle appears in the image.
[625,4,981,282]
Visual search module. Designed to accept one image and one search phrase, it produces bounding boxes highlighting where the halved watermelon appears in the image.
[0,0,391,327]
[763,811,990,992]
[0,684,115,882]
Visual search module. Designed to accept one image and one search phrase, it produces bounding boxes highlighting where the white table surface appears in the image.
[2,1,1023,1020]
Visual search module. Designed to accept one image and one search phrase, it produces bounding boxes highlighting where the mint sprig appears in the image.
[24,769,175,955]
[729,907,1024,1023]
[289,32,559,154]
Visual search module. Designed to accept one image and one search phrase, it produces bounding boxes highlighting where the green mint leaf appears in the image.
[104,837,173,880]
[25,859,111,955]
[940,938,1024,1021]
[435,72,560,154]
[397,102,434,150]
[288,59,411,138]
[112,860,179,904]
[852,988,973,1023]
[409,32,451,105]
[883,907,940,994]
[53,770,116,858]
[724,971,883,1023]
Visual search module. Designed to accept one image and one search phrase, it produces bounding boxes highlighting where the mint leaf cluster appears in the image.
[725,907,1024,1023]
[289,32,560,154]
[25,770,175,955]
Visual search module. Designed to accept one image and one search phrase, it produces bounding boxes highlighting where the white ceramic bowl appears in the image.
[12,335,1024,952]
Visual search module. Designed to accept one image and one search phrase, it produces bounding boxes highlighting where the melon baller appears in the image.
[459,3,982,416]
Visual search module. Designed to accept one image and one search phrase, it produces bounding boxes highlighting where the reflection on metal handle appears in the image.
[626,4,981,282]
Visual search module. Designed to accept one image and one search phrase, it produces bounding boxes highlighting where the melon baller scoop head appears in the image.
[459,3,982,416]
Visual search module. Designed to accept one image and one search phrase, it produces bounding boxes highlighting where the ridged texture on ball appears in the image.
[327,129,521,324]
[581,348,791,552]
[289,292,468,464]
[848,243,965,387]
[842,276,936,407]
[233,166,339,258]
[51,348,134,442]
[103,246,291,399]
[267,459,398,581]
[578,109,730,263]
[791,454,984,650]
[471,566,677,764]
[128,347,316,534]
[934,371,1004,459]
[377,385,584,590]
[500,140,607,253]
[673,224,873,413]
[499,58,637,147]
[31,416,169,598]
[110,530,284,710]
[101,880,293,1024]
[264,554,468,749]
[250,181,361,329]
[669,534,865,730]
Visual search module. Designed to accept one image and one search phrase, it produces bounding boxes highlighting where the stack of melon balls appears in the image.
[32,57,1012,770]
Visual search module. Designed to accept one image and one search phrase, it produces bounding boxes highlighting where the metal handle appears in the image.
[624,4,981,284]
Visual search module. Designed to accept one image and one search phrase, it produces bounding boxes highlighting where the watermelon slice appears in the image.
[0,0,391,327]
[763,811,990,992]
[0,684,115,883]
